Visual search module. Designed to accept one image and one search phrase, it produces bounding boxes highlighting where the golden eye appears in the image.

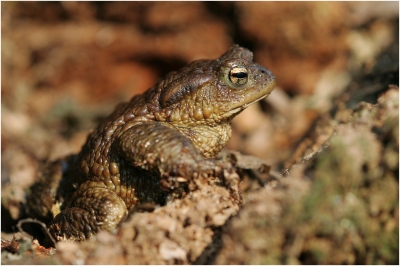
[229,66,248,86]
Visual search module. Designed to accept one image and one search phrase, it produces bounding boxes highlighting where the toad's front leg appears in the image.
[117,122,231,191]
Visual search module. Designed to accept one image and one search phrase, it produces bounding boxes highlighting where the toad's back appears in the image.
[26,45,276,242]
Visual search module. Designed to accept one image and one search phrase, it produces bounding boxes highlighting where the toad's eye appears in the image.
[229,66,248,86]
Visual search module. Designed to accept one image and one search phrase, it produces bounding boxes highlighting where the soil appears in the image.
[1,2,398,264]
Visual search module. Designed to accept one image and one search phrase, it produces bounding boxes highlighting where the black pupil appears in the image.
[232,72,247,79]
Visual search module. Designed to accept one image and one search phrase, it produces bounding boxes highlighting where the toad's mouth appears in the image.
[223,92,272,118]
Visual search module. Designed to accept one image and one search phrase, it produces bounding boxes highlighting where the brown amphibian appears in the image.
[25,45,276,242]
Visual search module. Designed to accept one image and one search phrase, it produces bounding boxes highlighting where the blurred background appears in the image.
[1,2,398,264]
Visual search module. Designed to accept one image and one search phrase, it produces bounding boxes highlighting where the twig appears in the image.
[16,218,57,247]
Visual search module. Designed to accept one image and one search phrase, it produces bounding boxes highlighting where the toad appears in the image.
[25,45,275,242]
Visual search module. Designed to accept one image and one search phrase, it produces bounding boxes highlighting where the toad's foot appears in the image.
[48,184,127,242]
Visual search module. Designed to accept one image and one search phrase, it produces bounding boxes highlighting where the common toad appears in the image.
[25,45,275,242]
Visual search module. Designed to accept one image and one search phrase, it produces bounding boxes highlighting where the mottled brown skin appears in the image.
[25,45,275,242]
